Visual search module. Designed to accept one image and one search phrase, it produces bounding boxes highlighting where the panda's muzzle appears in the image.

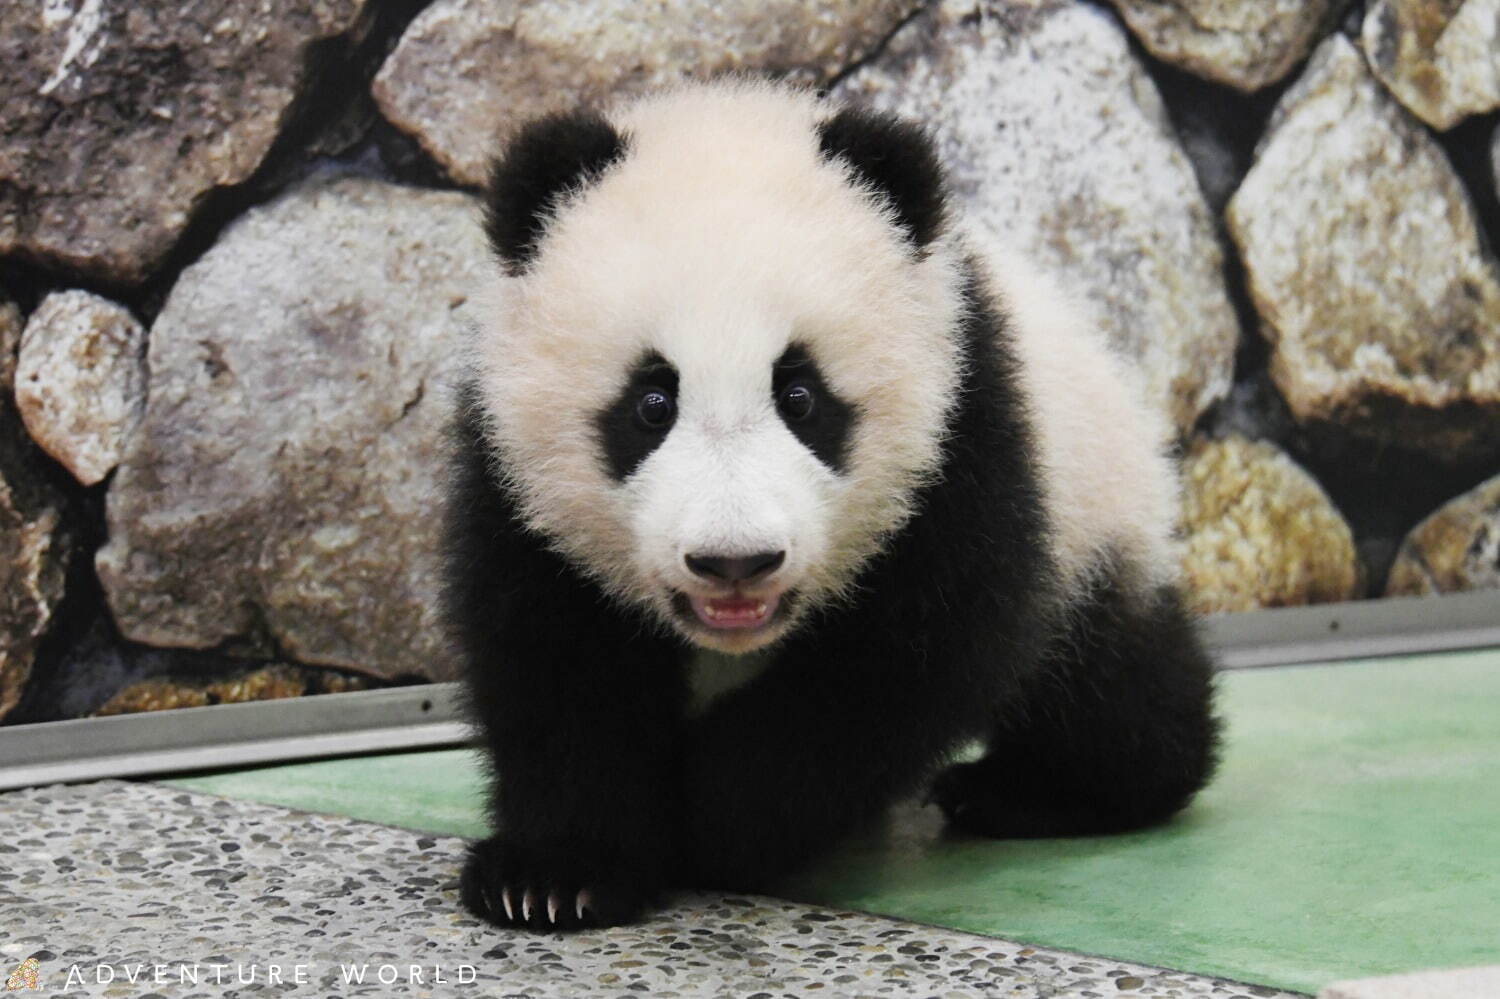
[677,551,787,632]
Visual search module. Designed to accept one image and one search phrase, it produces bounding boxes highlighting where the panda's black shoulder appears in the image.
[787,258,1052,658]
[439,385,593,676]
[908,258,1049,584]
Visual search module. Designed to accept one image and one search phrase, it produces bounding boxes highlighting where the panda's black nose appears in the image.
[684,550,786,583]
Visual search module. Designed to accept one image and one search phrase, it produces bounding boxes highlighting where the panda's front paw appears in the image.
[931,759,1108,838]
[459,836,651,931]
[928,759,991,824]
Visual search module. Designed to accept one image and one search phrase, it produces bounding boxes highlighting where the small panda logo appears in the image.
[4,957,41,991]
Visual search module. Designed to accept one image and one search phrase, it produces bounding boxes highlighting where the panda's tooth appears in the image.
[755,602,766,615]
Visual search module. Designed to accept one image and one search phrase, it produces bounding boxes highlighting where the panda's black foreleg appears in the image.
[458,626,685,931]
[445,405,687,931]
[932,578,1220,838]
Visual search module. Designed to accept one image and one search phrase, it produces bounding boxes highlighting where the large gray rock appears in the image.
[1227,36,1500,463]
[0,1,368,284]
[1362,0,1500,130]
[96,175,487,681]
[1180,435,1360,614]
[834,0,1239,436]
[1106,0,1341,92]
[0,297,72,722]
[371,0,920,187]
[1386,474,1500,596]
[16,290,147,486]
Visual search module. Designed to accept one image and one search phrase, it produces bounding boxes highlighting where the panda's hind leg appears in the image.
[932,570,1220,838]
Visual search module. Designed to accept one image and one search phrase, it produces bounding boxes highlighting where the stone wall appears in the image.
[2,0,1498,721]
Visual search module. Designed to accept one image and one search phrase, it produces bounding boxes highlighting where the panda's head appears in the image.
[470,81,967,654]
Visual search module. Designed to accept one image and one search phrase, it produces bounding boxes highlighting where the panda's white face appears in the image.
[471,82,966,653]
[618,331,843,652]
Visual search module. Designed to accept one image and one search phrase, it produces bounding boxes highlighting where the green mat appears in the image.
[163,648,1500,995]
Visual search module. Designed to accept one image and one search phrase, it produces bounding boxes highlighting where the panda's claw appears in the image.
[460,837,648,930]
[522,887,536,923]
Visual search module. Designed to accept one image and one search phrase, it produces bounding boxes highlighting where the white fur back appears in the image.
[980,248,1183,597]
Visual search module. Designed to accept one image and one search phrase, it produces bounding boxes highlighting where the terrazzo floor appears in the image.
[7,649,1499,997]
[0,781,1299,998]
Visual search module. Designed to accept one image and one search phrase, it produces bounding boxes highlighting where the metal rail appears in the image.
[0,684,471,791]
[1204,589,1500,670]
[0,591,1495,791]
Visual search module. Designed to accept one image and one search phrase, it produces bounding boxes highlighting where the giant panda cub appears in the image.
[443,79,1219,930]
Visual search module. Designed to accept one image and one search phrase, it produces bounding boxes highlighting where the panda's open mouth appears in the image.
[673,591,788,632]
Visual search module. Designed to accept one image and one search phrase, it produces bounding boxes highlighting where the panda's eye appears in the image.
[636,389,675,430]
[778,383,816,422]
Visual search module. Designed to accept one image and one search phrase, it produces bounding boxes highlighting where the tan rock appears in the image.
[16,290,147,486]
[1386,474,1500,595]
[834,0,1239,436]
[371,0,919,187]
[0,488,65,722]
[1363,0,1500,130]
[92,663,369,716]
[0,297,72,721]
[1181,435,1360,614]
[1227,36,1500,463]
[0,1,368,284]
[1106,0,1341,92]
[96,175,487,681]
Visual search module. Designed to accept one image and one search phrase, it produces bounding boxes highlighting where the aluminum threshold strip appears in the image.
[1204,589,1500,669]
[0,683,471,792]
[1,591,1497,791]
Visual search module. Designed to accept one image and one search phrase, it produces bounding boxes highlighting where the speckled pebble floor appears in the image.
[0,781,1301,998]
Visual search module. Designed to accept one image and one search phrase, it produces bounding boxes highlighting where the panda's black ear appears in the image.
[484,110,627,274]
[817,106,946,249]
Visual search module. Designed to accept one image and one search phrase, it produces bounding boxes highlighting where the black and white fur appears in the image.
[442,81,1219,930]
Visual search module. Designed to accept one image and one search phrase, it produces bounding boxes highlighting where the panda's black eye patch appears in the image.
[597,351,679,481]
[773,345,854,473]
